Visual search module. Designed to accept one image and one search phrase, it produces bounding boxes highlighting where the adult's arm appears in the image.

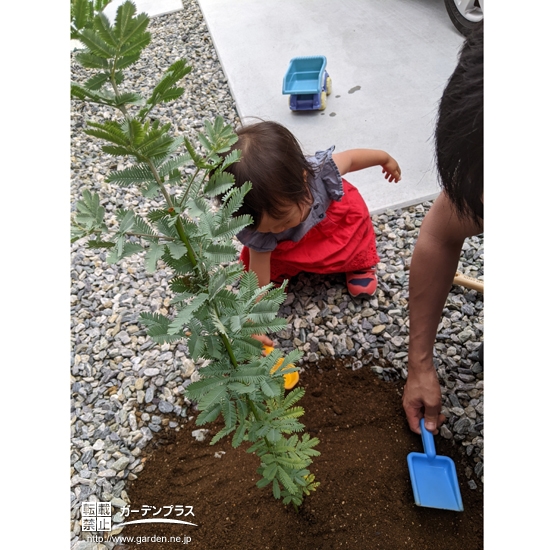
[403,192,483,434]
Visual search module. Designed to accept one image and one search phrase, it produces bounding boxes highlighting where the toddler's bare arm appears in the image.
[333,149,401,182]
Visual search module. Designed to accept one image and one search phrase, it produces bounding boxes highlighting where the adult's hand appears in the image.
[402,366,445,434]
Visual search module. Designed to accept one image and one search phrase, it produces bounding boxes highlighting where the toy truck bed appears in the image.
[282,56,327,95]
[282,56,331,111]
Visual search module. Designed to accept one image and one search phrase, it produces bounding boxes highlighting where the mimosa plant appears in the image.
[70,0,319,508]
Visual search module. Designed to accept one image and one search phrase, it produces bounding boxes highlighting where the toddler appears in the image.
[224,120,401,300]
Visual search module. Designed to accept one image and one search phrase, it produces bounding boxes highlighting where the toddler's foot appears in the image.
[346,268,377,297]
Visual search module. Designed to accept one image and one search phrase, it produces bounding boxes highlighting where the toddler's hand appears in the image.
[382,156,401,183]
[252,333,274,348]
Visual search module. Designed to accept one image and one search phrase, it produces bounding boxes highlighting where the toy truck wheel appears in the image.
[320,91,327,111]
[326,76,332,95]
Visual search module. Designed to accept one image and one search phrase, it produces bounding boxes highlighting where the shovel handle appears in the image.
[453,271,484,293]
[420,419,436,459]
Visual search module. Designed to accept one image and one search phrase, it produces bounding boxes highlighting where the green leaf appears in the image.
[240,317,287,337]
[203,169,235,198]
[221,149,241,171]
[139,312,182,344]
[273,479,281,499]
[187,331,205,359]
[221,398,236,430]
[163,251,195,276]
[158,153,192,178]
[235,398,250,422]
[107,164,155,186]
[137,132,175,160]
[228,366,266,385]
[155,217,179,239]
[260,378,277,398]
[85,120,128,147]
[147,209,171,222]
[204,116,238,154]
[226,382,256,394]
[198,384,228,411]
[232,422,247,448]
[122,118,146,146]
[75,190,105,230]
[196,403,222,425]
[229,315,242,332]
[168,278,191,294]
[72,85,117,105]
[203,243,236,264]
[256,477,271,489]
[119,32,151,58]
[266,427,282,444]
[71,227,88,243]
[116,52,142,70]
[184,137,202,165]
[283,387,306,409]
[204,334,223,360]
[277,466,297,495]
[84,72,110,90]
[78,27,116,58]
[114,92,145,107]
[168,293,209,334]
[187,196,211,219]
[148,59,191,106]
[210,424,235,445]
[231,337,263,357]
[71,0,92,32]
[73,52,110,70]
[263,462,278,481]
[238,270,260,303]
[144,242,164,273]
[166,241,186,260]
[94,11,116,48]
[113,4,150,48]
[104,240,142,262]
[118,210,134,233]
[94,0,111,10]
[102,145,132,157]
[184,376,225,398]
[170,291,195,305]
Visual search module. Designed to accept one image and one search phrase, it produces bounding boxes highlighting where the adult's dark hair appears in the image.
[221,121,314,227]
[435,22,484,223]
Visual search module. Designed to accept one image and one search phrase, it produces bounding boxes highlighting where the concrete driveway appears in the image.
[103,0,466,213]
[197,0,465,213]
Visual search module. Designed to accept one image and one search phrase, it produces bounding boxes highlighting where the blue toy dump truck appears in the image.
[282,55,332,111]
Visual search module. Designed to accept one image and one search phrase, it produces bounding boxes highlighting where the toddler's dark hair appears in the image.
[221,121,315,228]
[435,22,483,223]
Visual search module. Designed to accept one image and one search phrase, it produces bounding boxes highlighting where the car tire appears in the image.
[444,0,483,37]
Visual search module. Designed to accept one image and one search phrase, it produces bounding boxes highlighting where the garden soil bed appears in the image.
[119,358,483,549]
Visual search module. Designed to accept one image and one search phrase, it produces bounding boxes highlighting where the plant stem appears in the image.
[179,165,202,209]
[126,232,176,241]
[146,160,198,267]
[221,333,239,369]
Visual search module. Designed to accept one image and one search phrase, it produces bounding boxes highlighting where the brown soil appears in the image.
[119,358,483,550]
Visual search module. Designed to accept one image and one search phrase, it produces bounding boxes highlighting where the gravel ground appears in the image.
[70,2,483,547]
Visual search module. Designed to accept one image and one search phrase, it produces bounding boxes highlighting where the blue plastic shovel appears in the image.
[407,419,464,511]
